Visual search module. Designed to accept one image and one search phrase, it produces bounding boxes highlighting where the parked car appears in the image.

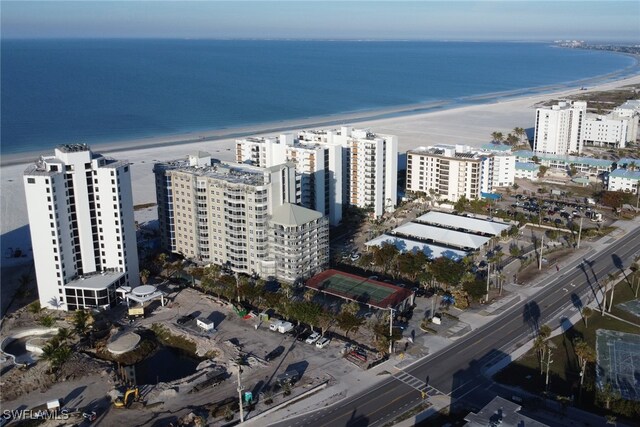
[177,314,195,325]
[297,330,312,342]
[265,346,285,362]
[315,337,331,348]
[306,332,321,344]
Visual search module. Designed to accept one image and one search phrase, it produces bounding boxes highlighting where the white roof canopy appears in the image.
[365,235,467,260]
[393,222,489,250]
[415,211,510,236]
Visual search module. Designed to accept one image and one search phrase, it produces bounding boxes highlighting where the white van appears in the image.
[278,321,294,334]
[269,320,284,331]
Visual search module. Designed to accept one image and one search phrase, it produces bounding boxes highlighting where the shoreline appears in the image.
[2,51,639,167]
[1,70,639,257]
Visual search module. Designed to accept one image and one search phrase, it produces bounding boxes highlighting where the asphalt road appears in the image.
[271,225,640,427]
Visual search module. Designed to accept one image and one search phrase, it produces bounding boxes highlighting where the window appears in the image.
[27,178,35,184]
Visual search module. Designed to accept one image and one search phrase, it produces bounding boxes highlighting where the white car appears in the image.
[305,332,321,344]
[315,337,331,349]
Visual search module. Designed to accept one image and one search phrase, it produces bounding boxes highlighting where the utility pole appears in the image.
[538,233,544,270]
[544,344,553,394]
[236,360,244,423]
[388,307,395,355]
[486,262,491,303]
[577,216,584,249]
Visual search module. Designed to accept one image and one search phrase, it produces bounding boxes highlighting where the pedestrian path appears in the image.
[392,369,444,398]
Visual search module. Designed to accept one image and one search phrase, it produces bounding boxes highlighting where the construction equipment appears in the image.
[113,387,140,408]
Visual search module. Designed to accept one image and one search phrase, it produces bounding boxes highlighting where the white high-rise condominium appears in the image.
[237,126,398,220]
[236,134,343,225]
[154,153,329,282]
[534,101,586,155]
[405,145,515,202]
[23,144,139,311]
[298,127,398,218]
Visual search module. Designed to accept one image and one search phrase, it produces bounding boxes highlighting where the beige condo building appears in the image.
[154,153,329,282]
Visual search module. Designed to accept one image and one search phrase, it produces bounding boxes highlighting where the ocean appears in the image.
[1,39,637,155]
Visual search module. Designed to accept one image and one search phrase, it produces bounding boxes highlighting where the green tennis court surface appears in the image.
[305,269,412,309]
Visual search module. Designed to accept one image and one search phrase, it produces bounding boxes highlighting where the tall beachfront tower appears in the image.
[298,127,398,218]
[533,101,586,155]
[235,134,343,226]
[153,154,329,283]
[23,144,139,311]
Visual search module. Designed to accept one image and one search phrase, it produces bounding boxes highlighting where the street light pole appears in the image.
[538,233,544,270]
[388,307,395,355]
[577,216,584,249]
[235,360,244,423]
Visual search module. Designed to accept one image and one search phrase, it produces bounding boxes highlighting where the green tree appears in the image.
[574,338,596,398]
[372,243,400,272]
[140,269,151,285]
[537,165,549,178]
[463,279,486,301]
[513,127,527,145]
[40,315,55,327]
[57,327,73,342]
[28,301,42,315]
[454,195,468,213]
[509,244,522,257]
[491,131,504,144]
[73,309,90,335]
[341,301,360,316]
[336,311,365,338]
[506,133,519,146]
[533,324,552,374]
[429,257,465,290]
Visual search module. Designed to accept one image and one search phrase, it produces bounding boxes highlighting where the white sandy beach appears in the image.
[2,73,639,259]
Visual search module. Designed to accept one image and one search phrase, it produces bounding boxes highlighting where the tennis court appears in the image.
[596,329,640,401]
[305,269,413,309]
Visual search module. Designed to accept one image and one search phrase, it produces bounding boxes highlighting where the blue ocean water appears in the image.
[1,39,637,155]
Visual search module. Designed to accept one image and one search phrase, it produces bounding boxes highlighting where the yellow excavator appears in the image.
[113,387,140,408]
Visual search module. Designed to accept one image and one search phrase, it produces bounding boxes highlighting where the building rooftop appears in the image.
[481,144,513,152]
[365,235,466,261]
[617,158,640,167]
[65,270,125,290]
[415,211,511,236]
[464,396,548,427]
[515,161,539,171]
[160,159,271,186]
[270,203,324,226]
[393,222,490,250]
[610,168,640,180]
[514,150,614,168]
[56,143,90,153]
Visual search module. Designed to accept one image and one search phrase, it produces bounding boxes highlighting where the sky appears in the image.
[1,1,639,41]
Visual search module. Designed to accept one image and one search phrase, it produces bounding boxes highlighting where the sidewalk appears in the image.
[246,217,639,426]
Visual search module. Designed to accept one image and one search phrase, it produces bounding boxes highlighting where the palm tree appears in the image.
[140,269,150,285]
[513,127,526,146]
[533,324,552,374]
[491,131,504,144]
[574,338,596,401]
[57,327,73,342]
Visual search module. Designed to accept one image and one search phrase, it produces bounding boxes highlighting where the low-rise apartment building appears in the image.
[607,169,640,194]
